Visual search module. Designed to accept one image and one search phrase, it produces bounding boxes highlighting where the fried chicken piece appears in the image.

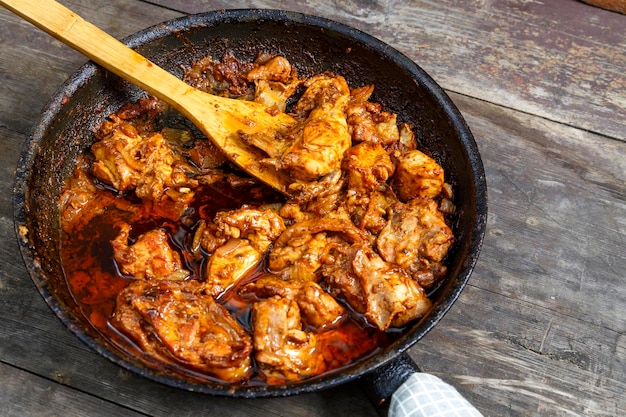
[321,244,368,315]
[323,242,432,330]
[346,85,400,146]
[241,274,301,298]
[91,116,197,219]
[92,117,195,196]
[213,206,286,250]
[188,139,228,170]
[205,238,265,298]
[200,206,285,254]
[296,281,347,330]
[268,231,331,281]
[203,207,286,297]
[398,123,418,152]
[183,51,254,97]
[280,74,351,181]
[376,199,454,288]
[242,73,352,182]
[227,55,300,160]
[285,169,347,218]
[60,158,120,232]
[252,296,326,382]
[110,223,188,280]
[392,149,445,201]
[247,54,301,112]
[241,276,346,330]
[112,280,253,382]
[345,185,397,234]
[268,217,368,280]
[110,95,167,135]
[351,245,432,330]
[343,141,395,195]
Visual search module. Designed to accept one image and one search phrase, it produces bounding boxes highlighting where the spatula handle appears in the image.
[0,0,191,106]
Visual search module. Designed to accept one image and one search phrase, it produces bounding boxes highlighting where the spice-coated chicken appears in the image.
[351,244,432,330]
[376,198,454,288]
[241,276,347,330]
[279,74,352,181]
[113,279,253,382]
[267,217,367,281]
[247,54,301,112]
[111,222,189,281]
[91,115,197,220]
[242,73,352,182]
[201,206,286,297]
[251,295,326,382]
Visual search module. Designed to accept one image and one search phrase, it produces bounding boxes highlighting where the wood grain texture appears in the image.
[0,363,147,417]
[1,1,625,416]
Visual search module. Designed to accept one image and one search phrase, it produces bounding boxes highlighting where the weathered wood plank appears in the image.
[413,285,626,417]
[0,0,183,134]
[0,363,147,417]
[452,92,626,331]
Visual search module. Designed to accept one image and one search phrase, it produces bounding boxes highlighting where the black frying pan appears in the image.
[13,8,487,409]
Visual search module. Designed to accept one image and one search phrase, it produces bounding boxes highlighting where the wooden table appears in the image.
[1,1,624,416]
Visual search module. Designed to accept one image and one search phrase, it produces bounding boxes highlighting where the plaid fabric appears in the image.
[389,373,484,417]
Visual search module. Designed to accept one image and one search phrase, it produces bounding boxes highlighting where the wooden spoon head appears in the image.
[181,89,296,196]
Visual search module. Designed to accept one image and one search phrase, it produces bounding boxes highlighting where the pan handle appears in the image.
[360,351,421,416]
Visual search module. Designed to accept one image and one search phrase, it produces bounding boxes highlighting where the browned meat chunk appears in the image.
[279,74,352,181]
[343,141,395,193]
[352,245,432,330]
[241,276,346,330]
[392,149,445,201]
[112,280,253,382]
[345,186,397,234]
[202,207,286,297]
[60,158,122,232]
[91,116,197,219]
[188,138,228,170]
[285,169,346,218]
[247,54,301,112]
[182,51,254,97]
[296,280,347,330]
[322,244,368,315]
[268,217,368,280]
[111,223,188,281]
[346,84,400,146]
[323,243,431,330]
[252,296,326,383]
[376,199,454,288]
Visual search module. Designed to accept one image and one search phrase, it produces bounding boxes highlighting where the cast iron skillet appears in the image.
[13,8,487,408]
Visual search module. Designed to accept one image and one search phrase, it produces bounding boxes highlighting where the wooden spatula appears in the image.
[1,0,295,195]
